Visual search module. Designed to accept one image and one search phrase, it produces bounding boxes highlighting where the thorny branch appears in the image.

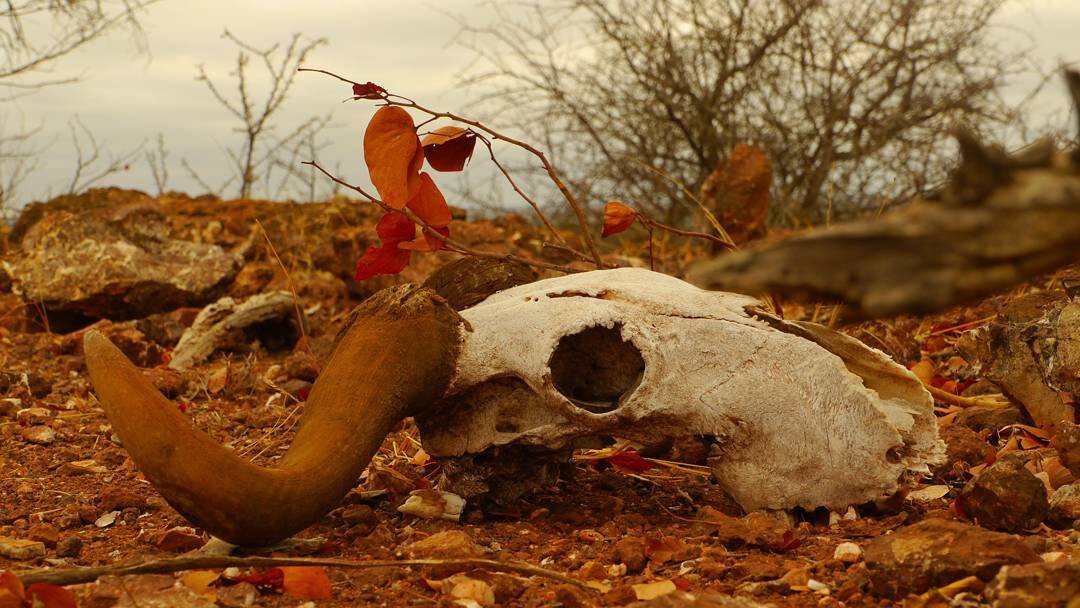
[298,67,604,267]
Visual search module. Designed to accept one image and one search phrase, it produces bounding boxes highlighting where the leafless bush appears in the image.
[64,115,143,195]
[0,0,156,213]
[461,0,1035,224]
[188,29,329,200]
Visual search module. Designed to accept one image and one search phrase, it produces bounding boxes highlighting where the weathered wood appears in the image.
[688,71,1080,319]
[168,291,301,370]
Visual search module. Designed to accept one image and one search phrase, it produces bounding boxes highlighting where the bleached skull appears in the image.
[417,268,944,511]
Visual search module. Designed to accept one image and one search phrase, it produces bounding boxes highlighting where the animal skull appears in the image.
[418,268,944,512]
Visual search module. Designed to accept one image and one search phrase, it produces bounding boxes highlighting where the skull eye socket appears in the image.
[548,324,645,413]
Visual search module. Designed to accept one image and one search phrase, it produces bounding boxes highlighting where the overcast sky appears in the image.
[5,0,1079,210]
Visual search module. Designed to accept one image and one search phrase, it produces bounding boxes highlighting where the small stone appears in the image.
[613,537,648,574]
[20,425,55,445]
[934,425,993,478]
[340,504,378,536]
[155,526,205,553]
[59,459,109,475]
[15,407,52,425]
[94,511,119,528]
[0,398,21,417]
[833,542,862,563]
[864,519,1038,598]
[954,403,1026,433]
[1051,421,1080,477]
[403,530,484,560]
[27,523,59,547]
[986,559,1080,608]
[55,535,83,558]
[1048,483,1080,527]
[0,536,46,560]
[99,487,146,512]
[957,456,1048,531]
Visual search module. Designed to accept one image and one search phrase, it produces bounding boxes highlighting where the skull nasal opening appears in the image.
[548,324,645,413]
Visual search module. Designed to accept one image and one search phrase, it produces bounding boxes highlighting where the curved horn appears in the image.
[84,286,462,547]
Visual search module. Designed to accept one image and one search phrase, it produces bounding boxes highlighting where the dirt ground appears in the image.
[0,190,1077,607]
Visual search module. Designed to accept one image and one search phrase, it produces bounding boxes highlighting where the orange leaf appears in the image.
[421,126,477,172]
[0,571,25,608]
[602,201,637,237]
[406,173,452,227]
[25,585,78,608]
[364,106,423,208]
[351,81,386,100]
[281,567,333,600]
[354,212,415,280]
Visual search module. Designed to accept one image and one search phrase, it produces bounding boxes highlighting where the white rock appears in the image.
[833,542,863,562]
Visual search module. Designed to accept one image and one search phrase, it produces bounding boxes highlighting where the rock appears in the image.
[403,530,485,559]
[1052,422,1080,477]
[14,406,51,425]
[60,459,109,475]
[55,535,83,558]
[13,202,241,325]
[1048,483,1080,527]
[155,527,205,553]
[27,523,59,547]
[0,398,20,417]
[613,536,648,574]
[957,456,1049,531]
[986,559,1080,608]
[834,542,862,563]
[20,425,55,445]
[863,519,1039,598]
[99,487,146,512]
[958,293,1077,428]
[935,424,994,477]
[955,403,1027,433]
[0,536,46,560]
[340,504,378,536]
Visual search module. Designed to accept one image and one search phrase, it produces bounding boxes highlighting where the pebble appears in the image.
[15,407,51,425]
[27,523,59,547]
[56,535,83,558]
[1048,482,1080,527]
[403,530,485,559]
[957,456,1048,531]
[613,536,648,574]
[0,536,46,560]
[155,527,205,553]
[833,542,862,563]
[99,487,146,512]
[20,425,55,445]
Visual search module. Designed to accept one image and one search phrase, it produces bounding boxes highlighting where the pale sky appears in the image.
[4,0,1079,210]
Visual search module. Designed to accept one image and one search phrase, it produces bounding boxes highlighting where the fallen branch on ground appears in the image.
[13,555,592,590]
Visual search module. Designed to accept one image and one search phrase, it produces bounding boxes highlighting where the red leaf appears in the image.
[768,530,802,553]
[602,201,637,237]
[364,107,423,208]
[421,126,477,172]
[355,212,416,280]
[25,584,78,608]
[606,450,654,474]
[232,568,285,593]
[351,81,386,100]
[281,567,332,600]
[398,225,450,253]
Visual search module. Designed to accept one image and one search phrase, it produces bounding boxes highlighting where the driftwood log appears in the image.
[688,70,1080,319]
